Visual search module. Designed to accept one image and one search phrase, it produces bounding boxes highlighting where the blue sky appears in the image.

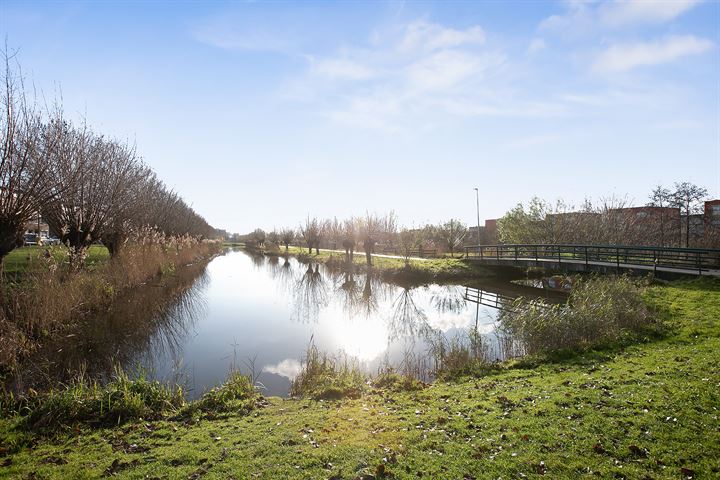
[2,0,718,233]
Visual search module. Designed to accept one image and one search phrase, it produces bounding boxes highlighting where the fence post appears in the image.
[653,250,657,274]
[584,246,588,267]
[514,245,518,261]
[534,245,538,262]
[697,251,702,275]
[557,245,561,264]
[616,247,620,271]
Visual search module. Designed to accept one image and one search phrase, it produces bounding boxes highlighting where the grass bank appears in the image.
[283,246,496,283]
[0,278,718,478]
[2,245,110,276]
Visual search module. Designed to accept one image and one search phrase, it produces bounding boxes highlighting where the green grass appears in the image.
[2,245,110,274]
[284,245,494,282]
[1,279,719,478]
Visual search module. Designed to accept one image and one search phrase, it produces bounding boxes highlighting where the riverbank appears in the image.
[280,246,496,283]
[0,241,221,375]
[1,278,718,478]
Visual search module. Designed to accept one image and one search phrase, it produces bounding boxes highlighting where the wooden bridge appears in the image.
[463,244,720,277]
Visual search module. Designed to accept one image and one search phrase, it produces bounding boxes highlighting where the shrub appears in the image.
[500,275,654,354]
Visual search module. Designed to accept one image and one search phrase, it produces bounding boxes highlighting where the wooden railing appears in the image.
[463,244,720,275]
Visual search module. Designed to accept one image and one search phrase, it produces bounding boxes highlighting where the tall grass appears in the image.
[182,371,258,417]
[290,339,366,400]
[1,367,260,438]
[14,368,185,433]
[0,235,220,374]
[499,275,654,355]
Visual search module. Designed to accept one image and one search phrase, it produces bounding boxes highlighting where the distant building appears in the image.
[467,219,499,245]
[24,214,50,239]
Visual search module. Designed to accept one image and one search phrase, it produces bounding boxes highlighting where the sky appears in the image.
[1,0,719,234]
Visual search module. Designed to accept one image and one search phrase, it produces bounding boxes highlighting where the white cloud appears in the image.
[600,0,704,27]
[541,0,704,33]
[593,35,713,73]
[398,20,485,52]
[285,19,567,131]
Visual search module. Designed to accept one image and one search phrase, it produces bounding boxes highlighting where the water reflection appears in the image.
[7,250,567,398]
[10,260,211,393]
[291,264,329,323]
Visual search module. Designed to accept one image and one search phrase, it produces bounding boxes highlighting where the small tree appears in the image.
[398,228,423,266]
[300,216,320,254]
[267,229,280,248]
[671,181,707,247]
[359,213,384,266]
[647,185,674,247]
[436,219,467,257]
[342,218,357,263]
[279,228,294,252]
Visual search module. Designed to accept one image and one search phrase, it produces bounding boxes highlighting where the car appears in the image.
[44,236,62,246]
[23,233,40,246]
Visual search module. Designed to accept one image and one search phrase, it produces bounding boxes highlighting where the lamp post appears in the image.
[474,187,481,246]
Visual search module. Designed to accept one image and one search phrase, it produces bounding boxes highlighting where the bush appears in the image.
[500,276,654,354]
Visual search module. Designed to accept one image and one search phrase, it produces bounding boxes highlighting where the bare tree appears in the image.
[43,122,146,266]
[0,49,60,270]
[647,185,674,247]
[436,219,467,257]
[398,228,423,266]
[279,228,294,252]
[359,212,384,266]
[672,181,708,247]
[299,216,320,254]
[341,217,357,263]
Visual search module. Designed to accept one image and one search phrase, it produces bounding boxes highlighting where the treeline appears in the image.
[237,214,471,265]
[497,182,716,248]
[0,52,215,270]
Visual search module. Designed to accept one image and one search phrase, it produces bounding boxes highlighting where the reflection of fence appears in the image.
[464,244,720,276]
[462,287,551,313]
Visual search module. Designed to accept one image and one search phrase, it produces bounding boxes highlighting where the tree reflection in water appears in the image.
[8,260,211,394]
[291,263,329,323]
[387,287,432,341]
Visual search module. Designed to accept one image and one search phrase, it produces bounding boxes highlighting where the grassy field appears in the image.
[283,245,495,282]
[2,245,110,274]
[0,278,718,478]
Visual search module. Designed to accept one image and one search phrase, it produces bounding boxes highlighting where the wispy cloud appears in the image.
[286,19,569,131]
[593,35,713,73]
[601,0,704,27]
[541,0,704,34]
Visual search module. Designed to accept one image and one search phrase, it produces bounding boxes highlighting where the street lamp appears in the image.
[474,187,481,246]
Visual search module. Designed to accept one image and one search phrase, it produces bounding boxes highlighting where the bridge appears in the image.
[463,244,720,277]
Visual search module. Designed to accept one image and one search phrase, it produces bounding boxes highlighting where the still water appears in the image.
[15,249,565,398]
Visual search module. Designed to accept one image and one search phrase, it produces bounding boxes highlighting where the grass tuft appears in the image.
[290,340,367,400]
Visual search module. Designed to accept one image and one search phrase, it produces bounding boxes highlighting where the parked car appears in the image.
[44,236,62,246]
[23,233,40,246]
